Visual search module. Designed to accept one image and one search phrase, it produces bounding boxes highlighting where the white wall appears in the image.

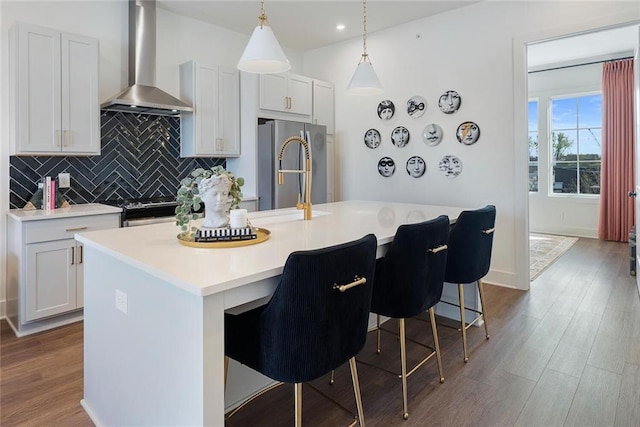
[0,1,303,317]
[302,1,640,289]
[529,63,603,238]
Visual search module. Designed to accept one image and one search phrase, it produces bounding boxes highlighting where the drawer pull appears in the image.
[65,226,88,232]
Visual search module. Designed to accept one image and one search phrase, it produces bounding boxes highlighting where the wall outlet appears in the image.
[115,289,128,314]
[58,173,71,188]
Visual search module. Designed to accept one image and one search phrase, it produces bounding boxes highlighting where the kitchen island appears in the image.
[76,200,467,426]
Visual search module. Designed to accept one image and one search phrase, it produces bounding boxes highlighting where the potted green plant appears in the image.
[175,166,244,239]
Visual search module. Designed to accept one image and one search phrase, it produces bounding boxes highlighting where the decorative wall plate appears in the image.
[438,90,461,114]
[439,155,463,178]
[406,156,426,178]
[378,157,396,177]
[406,96,426,118]
[422,123,443,146]
[364,128,381,149]
[456,121,480,145]
[377,100,395,120]
[391,126,410,148]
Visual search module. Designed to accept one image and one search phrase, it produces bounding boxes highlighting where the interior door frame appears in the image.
[634,26,640,296]
[513,17,640,291]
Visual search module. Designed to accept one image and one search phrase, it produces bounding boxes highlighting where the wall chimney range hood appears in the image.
[101,0,193,116]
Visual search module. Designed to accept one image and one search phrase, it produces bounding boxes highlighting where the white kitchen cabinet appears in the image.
[259,72,312,118]
[180,61,240,157]
[10,22,100,155]
[6,206,121,336]
[312,79,335,134]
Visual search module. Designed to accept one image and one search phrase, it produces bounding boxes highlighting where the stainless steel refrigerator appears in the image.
[257,120,327,211]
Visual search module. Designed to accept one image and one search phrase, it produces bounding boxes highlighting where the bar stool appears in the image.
[363,215,450,420]
[224,234,377,426]
[442,205,496,362]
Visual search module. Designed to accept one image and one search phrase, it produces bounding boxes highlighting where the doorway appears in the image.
[524,25,640,282]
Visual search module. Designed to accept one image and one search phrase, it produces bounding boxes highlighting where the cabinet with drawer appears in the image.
[6,205,120,336]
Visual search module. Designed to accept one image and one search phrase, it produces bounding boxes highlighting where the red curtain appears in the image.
[598,59,635,242]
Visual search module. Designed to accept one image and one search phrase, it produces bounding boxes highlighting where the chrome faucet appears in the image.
[278,136,312,220]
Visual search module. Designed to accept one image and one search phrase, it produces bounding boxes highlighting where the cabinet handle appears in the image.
[56,130,62,147]
[71,246,75,265]
[79,245,83,264]
[63,130,72,147]
[65,226,88,232]
[288,96,292,109]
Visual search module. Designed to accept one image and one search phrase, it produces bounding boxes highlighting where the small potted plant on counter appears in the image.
[175,166,244,240]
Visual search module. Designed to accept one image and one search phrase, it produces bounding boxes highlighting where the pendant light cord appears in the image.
[362,0,369,60]
[259,0,267,28]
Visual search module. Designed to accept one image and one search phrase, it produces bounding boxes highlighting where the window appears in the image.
[550,94,602,195]
[528,100,538,192]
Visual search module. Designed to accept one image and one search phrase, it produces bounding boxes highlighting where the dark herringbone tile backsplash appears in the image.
[9,111,224,208]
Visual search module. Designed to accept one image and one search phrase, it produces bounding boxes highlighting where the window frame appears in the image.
[528,98,539,193]
[547,91,602,198]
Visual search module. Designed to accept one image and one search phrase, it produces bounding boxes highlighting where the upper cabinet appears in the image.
[10,23,100,156]
[180,61,240,157]
[312,79,335,134]
[259,73,312,119]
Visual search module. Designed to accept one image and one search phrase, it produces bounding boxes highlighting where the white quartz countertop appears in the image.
[8,203,122,221]
[75,201,466,297]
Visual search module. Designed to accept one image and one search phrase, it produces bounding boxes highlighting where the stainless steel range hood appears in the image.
[101,0,193,116]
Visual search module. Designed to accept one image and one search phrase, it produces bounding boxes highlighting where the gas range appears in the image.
[100,197,178,227]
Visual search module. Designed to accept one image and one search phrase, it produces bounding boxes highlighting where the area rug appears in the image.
[530,233,578,280]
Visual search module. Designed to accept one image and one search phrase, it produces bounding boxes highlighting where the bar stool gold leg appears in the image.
[458,283,469,362]
[349,357,366,426]
[329,370,335,385]
[429,307,445,383]
[477,280,490,340]
[399,318,409,420]
[224,356,229,390]
[376,314,381,354]
[294,383,303,427]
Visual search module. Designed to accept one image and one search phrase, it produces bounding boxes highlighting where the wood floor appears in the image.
[2,237,639,426]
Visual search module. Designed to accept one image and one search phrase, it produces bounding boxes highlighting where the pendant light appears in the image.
[237,0,291,74]
[347,0,383,94]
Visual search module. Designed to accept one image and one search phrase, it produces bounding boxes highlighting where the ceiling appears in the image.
[157,1,480,50]
[528,25,638,71]
[156,1,637,68]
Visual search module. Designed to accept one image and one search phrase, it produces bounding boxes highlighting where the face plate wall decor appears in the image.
[456,121,480,145]
[377,100,395,120]
[438,90,461,114]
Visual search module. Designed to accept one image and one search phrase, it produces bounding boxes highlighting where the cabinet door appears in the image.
[196,64,220,155]
[15,23,62,153]
[218,66,240,156]
[25,240,77,321]
[259,73,287,112]
[61,33,100,154]
[287,74,312,116]
[312,80,334,134]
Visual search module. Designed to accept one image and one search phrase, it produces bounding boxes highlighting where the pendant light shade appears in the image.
[237,0,290,74]
[348,56,383,94]
[347,0,383,94]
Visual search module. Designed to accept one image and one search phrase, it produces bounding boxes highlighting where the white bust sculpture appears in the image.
[198,174,232,229]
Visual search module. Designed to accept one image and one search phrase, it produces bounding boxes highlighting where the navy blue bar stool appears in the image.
[443,205,496,362]
[364,215,450,420]
[225,234,377,426]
